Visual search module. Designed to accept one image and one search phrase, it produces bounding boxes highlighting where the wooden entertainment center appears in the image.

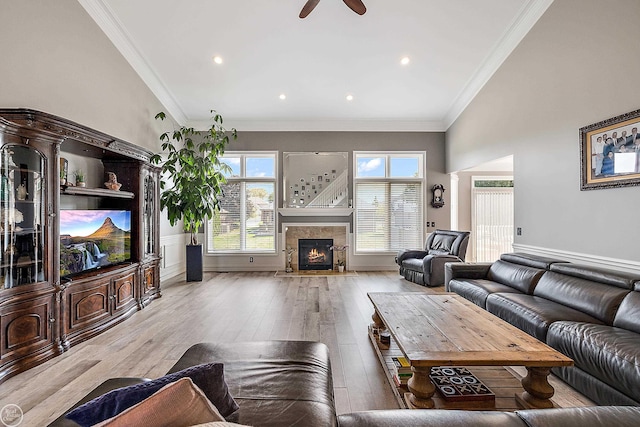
[0,109,161,383]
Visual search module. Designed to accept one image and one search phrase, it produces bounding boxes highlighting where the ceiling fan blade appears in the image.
[343,0,366,15]
[300,0,321,18]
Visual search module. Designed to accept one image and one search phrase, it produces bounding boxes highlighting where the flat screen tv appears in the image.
[60,210,131,278]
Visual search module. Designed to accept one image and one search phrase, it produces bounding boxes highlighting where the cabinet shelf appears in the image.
[61,186,135,199]
[0,259,41,269]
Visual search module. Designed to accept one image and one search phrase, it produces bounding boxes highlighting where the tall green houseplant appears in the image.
[151,110,237,279]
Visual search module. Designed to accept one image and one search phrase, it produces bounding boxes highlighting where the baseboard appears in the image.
[512,244,640,274]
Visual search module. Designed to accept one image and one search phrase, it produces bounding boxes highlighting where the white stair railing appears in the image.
[307,170,348,207]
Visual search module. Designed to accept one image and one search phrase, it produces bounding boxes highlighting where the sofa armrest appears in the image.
[396,249,429,266]
[444,262,492,291]
[423,255,462,287]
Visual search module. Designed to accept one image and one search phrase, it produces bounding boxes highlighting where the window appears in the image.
[354,152,425,252]
[207,152,277,253]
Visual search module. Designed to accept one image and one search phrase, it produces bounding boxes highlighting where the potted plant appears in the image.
[74,169,86,187]
[330,244,348,272]
[151,110,237,282]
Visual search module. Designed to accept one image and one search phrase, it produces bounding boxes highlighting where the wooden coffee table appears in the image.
[368,292,573,410]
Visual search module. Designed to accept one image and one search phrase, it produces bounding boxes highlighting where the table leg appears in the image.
[407,366,436,409]
[371,310,385,334]
[517,366,555,409]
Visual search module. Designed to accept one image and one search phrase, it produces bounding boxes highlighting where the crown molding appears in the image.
[443,0,554,130]
[77,0,188,124]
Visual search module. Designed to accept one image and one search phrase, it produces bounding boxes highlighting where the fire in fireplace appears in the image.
[298,238,334,270]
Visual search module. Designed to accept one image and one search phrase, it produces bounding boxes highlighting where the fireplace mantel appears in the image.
[278,208,353,217]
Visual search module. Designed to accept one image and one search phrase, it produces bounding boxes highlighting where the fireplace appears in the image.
[298,238,333,270]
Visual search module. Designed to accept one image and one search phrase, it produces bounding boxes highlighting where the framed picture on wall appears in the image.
[580,108,640,190]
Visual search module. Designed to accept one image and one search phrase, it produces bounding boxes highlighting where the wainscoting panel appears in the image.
[512,244,640,274]
[160,233,188,280]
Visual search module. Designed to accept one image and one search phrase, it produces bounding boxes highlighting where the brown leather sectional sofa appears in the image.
[50,339,640,426]
[445,252,640,407]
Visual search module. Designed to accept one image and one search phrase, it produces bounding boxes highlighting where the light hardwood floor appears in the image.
[0,271,592,426]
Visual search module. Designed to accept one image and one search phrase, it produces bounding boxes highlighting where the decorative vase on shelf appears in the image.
[16,183,28,201]
[338,265,344,273]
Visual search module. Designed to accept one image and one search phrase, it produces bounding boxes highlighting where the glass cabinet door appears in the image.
[1,145,46,288]
[143,174,155,256]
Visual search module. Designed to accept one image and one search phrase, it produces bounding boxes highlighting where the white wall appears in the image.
[447,0,640,267]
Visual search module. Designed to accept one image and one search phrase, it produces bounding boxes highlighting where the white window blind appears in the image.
[354,152,425,253]
[355,181,423,252]
[471,178,514,262]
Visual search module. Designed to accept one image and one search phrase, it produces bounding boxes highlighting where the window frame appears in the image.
[353,151,426,254]
[206,151,278,255]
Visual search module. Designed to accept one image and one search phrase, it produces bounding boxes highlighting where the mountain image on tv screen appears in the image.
[60,210,131,277]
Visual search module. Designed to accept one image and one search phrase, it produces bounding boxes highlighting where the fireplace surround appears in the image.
[283,223,348,271]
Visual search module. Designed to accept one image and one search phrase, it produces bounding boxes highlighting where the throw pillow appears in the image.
[95,377,224,426]
[66,363,238,427]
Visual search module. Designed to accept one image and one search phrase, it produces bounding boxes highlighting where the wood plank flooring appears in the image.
[0,271,592,426]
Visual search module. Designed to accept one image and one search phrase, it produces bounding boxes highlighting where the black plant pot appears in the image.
[186,244,203,282]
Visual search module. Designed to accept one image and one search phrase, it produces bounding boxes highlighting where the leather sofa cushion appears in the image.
[448,279,521,308]
[533,271,630,325]
[430,234,456,253]
[486,293,603,341]
[613,291,640,334]
[552,365,640,406]
[337,409,526,427]
[516,406,640,427]
[337,407,640,427]
[167,341,336,427]
[486,260,545,294]
[547,321,640,403]
[401,257,424,272]
[550,263,640,290]
[500,252,567,270]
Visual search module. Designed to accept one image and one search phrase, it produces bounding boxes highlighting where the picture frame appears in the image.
[580,108,640,190]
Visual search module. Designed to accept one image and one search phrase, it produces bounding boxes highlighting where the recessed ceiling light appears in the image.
[213,56,223,64]
[279,94,286,100]
[401,56,410,65]
[346,94,354,101]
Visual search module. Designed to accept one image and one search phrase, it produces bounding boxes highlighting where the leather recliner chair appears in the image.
[396,229,470,287]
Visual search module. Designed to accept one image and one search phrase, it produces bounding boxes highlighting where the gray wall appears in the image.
[234,131,449,231]
[447,0,640,263]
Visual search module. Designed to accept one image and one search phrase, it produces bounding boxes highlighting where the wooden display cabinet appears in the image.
[0,109,161,383]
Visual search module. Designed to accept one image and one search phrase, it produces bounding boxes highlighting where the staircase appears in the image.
[307,170,348,208]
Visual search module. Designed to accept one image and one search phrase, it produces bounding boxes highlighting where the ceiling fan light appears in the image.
[279,94,287,100]
[213,56,223,65]
[346,94,354,101]
[401,56,410,65]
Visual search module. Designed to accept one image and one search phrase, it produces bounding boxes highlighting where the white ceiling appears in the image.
[79,0,553,131]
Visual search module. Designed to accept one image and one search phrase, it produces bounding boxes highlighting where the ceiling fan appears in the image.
[299,0,367,18]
